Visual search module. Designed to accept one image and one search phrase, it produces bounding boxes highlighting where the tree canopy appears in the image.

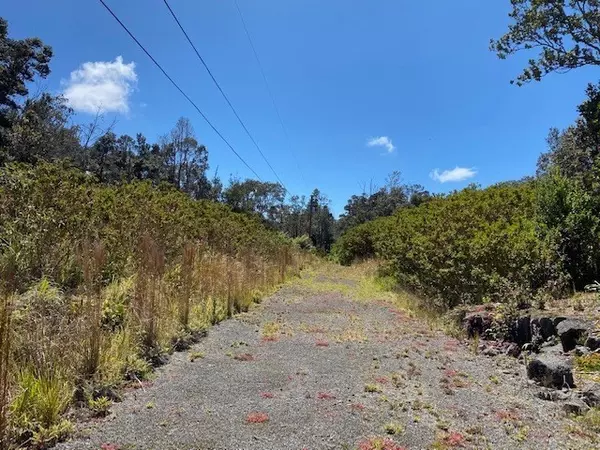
[492,0,600,85]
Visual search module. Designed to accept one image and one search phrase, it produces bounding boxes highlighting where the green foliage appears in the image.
[0,17,52,150]
[491,1,600,85]
[291,234,314,251]
[535,82,600,289]
[87,396,111,418]
[0,162,292,291]
[101,278,134,330]
[575,353,600,372]
[334,182,556,309]
[10,369,72,439]
[337,171,430,234]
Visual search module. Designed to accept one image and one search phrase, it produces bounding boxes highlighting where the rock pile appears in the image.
[461,306,600,415]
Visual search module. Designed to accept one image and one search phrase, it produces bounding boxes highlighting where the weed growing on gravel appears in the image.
[261,321,281,341]
[390,372,405,388]
[436,419,450,431]
[567,407,600,443]
[88,396,112,418]
[233,353,255,361]
[406,361,421,378]
[383,422,404,435]
[432,431,466,448]
[514,425,529,442]
[188,351,204,362]
[364,384,383,393]
[100,444,120,450]
[357,436,406,450]
[246,412,269,423]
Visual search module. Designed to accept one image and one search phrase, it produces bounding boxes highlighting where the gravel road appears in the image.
[58,270,592,450]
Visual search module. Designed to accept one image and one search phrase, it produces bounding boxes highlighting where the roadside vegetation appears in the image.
[0,162,310,448]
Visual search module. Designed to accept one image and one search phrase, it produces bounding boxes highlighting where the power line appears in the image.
[97,0,263,180]
[233,0,307,190]
[162,0,288,193]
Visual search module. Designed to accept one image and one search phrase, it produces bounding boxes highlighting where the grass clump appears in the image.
[261,321,281,341]
[576,353,600,372]
[88,396,111,418]
[383,422,404,435]
[9,369,73,446]
[364,384,383,393]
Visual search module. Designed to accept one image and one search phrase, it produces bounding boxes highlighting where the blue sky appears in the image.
[3,0,597,215]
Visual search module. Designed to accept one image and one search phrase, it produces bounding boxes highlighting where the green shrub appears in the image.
[10,369,73,439]
[334,182,559,309]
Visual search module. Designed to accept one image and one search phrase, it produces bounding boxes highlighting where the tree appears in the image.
[537,81,600,187]
[161,118,210,198]
[337,171,423,234]
[492,0,600,85]
[536,82,600,288]
[0,17,53,146]
[3,93,80,164]
[223,178,285,222]
[307,189,335,251]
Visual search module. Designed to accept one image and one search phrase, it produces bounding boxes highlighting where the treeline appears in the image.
[334,82,600,310]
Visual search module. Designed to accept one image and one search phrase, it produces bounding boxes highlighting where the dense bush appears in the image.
[333,182,559,309]
[0,162,293,291]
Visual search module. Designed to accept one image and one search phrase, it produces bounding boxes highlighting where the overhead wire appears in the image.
[162,0,288,192]
[233,0,308,190]
[97,0,263,180]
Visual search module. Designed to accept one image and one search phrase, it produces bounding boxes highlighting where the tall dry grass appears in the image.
[0,294,12,449]
[0,236,307,448]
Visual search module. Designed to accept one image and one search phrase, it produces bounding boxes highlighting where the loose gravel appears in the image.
[58,271,592,450]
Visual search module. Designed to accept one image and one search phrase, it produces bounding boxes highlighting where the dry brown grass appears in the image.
[1,237,308,448]
[0,294,11,449]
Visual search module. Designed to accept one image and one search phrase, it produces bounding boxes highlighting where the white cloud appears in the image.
[367,136,396,153]
[430,166,477,183]
[63,56,137,114]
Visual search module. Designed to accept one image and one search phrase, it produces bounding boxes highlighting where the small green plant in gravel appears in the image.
[383,422,404,435]
[514,425,529,443]
[567,407,600,443]
[145,401,155,409]
[431,431,466,448]
[261,321,281,341]
[88,396,112,418]
[364,383,383,393]
[436,419,450,431]
[188,351,204,362]
[31,419,74,449]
